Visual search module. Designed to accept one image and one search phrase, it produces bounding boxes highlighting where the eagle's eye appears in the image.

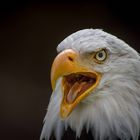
[94,49,107,63]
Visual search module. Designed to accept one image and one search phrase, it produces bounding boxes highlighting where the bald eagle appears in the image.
[40,29,140,140]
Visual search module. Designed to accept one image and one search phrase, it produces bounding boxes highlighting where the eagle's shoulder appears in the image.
[49,127,93,140]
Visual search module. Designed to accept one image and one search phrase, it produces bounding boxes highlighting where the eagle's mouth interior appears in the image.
[62,72,97,104]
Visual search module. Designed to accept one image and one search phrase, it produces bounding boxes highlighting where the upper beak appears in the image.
[51,49,101,118]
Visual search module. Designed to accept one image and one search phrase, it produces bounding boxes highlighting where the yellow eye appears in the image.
[94,49,107,63]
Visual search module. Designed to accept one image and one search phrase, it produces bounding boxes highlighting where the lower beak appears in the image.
[51,49,101,118]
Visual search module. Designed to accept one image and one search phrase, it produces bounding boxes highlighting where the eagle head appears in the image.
[41,29,140,140]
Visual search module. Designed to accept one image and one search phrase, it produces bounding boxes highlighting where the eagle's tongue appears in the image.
[66,81,87,104]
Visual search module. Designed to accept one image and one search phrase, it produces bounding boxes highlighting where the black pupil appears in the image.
[98,52,103,58]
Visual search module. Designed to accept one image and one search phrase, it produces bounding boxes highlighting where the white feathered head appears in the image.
[41,29,140,140]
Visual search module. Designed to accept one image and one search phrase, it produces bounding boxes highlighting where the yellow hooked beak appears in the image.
[51,49,101,119]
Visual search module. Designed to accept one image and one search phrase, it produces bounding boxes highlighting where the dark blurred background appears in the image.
[0,1,139,140]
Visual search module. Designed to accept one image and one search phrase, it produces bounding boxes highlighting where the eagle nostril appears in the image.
[68,56,74,62]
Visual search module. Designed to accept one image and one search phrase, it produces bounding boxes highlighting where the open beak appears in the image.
[51,49,101,119]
